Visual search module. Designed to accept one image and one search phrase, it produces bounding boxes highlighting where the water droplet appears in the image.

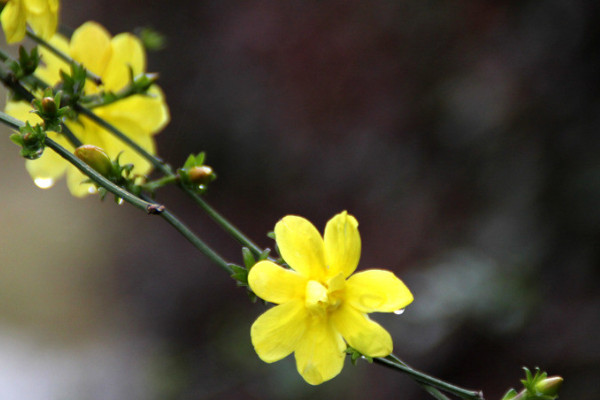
[117,198,124,205]
[34,177,54,189]
[87,186,97,194]
[393,309,405,315]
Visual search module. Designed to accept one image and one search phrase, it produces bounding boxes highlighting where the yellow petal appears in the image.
[25,0,57,39]
[4,101,67,185]
[91,113,156,176]
[24,131,70,185]
[345,269,413,313]
[102,32,146,92]
[1,0,27,43]
[37,33,70,84]
[330,303,392,357]
[65,164,95,197]
[324,211,361,278]
[97,88,170,134]
[5,100,41,124]
[294,316,346,385]
[23,0,46,13]
[69,21,112,78]
[248,260,307,304]
[274,215,326,279]
[251,300,308,363]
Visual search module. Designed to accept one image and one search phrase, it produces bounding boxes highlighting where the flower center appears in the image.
[304,273,345,316]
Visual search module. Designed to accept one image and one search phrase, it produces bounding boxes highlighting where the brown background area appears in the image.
[1,1,599,399]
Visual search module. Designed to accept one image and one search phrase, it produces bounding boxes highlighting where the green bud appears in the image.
[535,376,563,397]
[187,165,216,184]
[41,97,58,115]
[74,145,113,177]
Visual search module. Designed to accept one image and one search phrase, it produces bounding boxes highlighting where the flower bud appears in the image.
[41,97,57,115]
[535,376,563,397]
[74,145,113,177]
[187,165,215,184]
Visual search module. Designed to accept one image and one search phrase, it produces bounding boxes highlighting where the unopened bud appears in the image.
[187,165,215,184]
[74,145,113,177]
[535,376,563,397]
[41,97,57,115]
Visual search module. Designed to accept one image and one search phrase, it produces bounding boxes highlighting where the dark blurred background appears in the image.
[1,1,599,399]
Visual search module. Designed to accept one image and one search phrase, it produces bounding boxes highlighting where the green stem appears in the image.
[142,174,178,192]
[373,354,484,400]
[76,105,172,174]
[182,188,264,256]
[0,111,160,213]
[46,137,163,213]
[77,104,264,255]
[26,29,103,86]
[0,60,83,147]
[153,203,233,275]
[2,111,231,271]
[2,38,262,257]
[0,110,26,130]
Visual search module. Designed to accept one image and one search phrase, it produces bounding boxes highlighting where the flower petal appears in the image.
[1,0,27,43]
[248,260,307,304]
[294,316,345,385]
[97,88,170,134]
[92,113,156,176]
[251,300,308,363]
[24,0,46,13]
[69,21,112,78]
[274,215,326,279]
[324,211,361,278]
[37,33,70,84]
[345,269,413,313]
[66,164,95,197]
[24,131,70,185]
[102,32,146,92]
[330,303,392,357]
[25,0,57,39]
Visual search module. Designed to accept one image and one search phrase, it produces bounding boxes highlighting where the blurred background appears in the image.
[1,1,599,399]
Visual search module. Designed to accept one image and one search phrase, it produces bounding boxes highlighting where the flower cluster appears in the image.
[6,21,170,196]
[248,211,413,384]
[0,0,58,43]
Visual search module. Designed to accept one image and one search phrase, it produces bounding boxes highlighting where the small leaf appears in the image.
[242,247,255,269]
[230,264,249,286]
[258,248,271,261]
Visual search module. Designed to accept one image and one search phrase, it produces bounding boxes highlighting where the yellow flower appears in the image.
[249,211,413,385]
[1,0,59,43]
[6,21,170,196]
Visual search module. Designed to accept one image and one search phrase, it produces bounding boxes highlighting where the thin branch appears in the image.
[373,355,485,400]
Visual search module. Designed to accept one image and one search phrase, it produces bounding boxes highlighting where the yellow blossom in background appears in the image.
[0,0,59,43]
[248,211,413,385]
[6,21,170,196]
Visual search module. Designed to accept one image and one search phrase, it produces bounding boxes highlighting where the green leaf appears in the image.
[230,264,249,286]
[242,247,255,269]
[500,389,518,400]
[258,248,271,261]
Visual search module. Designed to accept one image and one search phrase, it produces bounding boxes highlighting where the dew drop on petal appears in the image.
[34,177,54,189]
[87,186,97,194]
[393,309,405,315]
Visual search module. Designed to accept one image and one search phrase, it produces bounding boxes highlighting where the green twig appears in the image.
[25,28,103,86]
[77,104,264,255]
[2,111,232,271]
[373,354,484,400]
[148,197,233,275]
[0,111,160,213]
[0,60,83,147]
